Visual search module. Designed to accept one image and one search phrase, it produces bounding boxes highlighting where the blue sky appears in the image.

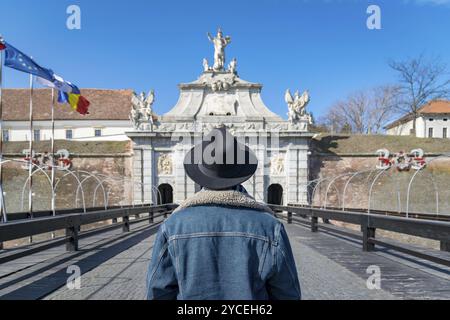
[1,0,449,119]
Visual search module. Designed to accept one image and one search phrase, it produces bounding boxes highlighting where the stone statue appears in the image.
[207,28,231,71]
[130,90,155,130]
[285,89,310,123]
[202,58,210,72]
[228,58,237,74]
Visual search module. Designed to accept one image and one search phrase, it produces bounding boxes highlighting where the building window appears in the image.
[65,129,73,140]
[429,118,434,121]
[2,130,9,142]
[428,128,434,138]
[33,129,41,141]
[94,129,102,137]
[444,128,448,139]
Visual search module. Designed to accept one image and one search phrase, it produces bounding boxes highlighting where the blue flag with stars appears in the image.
[4,42,54,82]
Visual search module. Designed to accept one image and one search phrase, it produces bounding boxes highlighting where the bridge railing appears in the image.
[0,204,177,264]
[3,205,155,222]
[269,205,450,267]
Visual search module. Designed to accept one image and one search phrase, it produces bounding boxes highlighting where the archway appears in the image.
[267,184,283,205]
[158,184,173,204]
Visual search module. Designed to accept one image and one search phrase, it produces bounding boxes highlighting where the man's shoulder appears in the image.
[163,204,281,237]
[169,204,277,220]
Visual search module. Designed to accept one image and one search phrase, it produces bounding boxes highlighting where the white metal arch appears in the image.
[93,174,134,206]
[0,160,40,221]
[342,169,378,211]
[324,172,356,209]
[92,176,117,208]
[0,159,54,213]
[406,153,450,217]
[53,168,87,212]
[74,171,108,209]
[367,168,390,214]
[310,177,341,209]
[92,174,160,207]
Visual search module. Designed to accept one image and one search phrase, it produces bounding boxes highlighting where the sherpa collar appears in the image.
[173,190,274,215]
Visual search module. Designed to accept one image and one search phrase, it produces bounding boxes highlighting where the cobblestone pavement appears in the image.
[294,241,396,300]
[45,224,397,300]
[2,219,448,300]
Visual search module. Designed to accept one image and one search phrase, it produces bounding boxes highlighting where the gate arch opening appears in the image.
[158,184,173,204]
[267,184,283,205]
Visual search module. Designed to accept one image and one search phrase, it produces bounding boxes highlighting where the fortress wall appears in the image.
[309,134,450,214]
[1,141,133,215]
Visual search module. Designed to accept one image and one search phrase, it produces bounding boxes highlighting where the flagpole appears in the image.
[51,88,55,217]
[0,49,4,219]
[28,73,34,224]
[0,47,5,250]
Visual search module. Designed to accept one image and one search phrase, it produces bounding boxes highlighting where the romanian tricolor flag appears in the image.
[58,90,90,115]
[37,74,90,115]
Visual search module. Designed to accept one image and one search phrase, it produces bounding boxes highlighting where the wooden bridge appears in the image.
[0,204,449,300]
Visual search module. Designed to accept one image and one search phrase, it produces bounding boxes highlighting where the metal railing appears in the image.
[2,202,449,268]
[0,204,178,264]
[269,205,450,267]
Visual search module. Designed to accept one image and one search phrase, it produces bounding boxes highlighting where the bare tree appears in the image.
[343,91,370,133]
[318,106,346,134]
[389,55,450,134]
[319,86,398,134]
[368,85,399,134]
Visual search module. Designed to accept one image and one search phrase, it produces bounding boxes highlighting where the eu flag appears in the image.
[4,42,54,82]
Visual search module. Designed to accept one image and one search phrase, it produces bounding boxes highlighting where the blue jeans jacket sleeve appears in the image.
[146,224,178,300]
[267,224,302,300]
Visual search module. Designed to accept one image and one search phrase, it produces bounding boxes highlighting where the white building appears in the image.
[2,89,133,142]
[385,100,450,138]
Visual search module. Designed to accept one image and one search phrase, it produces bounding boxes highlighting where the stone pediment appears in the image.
[180,70,261,90]
[160,70,283,124]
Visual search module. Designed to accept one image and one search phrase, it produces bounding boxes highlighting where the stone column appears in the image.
[132,147,143,205]
[173,142,188,203]
[284,137,310,206]
[297,140,309,205]
[142,144,154,204]
[286,143,299,205]
[254,141,266,202]
[184,141,196,199]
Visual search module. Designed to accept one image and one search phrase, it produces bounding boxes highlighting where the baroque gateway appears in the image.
[126,29,313,205]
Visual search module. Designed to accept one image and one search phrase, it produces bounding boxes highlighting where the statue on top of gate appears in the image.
[285,89,311,123]
[207,28,232,72]
[130,90,155,130]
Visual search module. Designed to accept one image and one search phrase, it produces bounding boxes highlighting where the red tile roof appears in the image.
[385,100,450,129]
[1,88,133,121]
[419,100,450,114]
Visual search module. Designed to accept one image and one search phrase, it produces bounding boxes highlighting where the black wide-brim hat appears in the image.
[184,126,258,190]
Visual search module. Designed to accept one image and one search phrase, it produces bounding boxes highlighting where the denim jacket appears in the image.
[146,189,301,300]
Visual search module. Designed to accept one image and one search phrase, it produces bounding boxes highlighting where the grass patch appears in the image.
[312,134,450,154]
[3,140,131,154]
